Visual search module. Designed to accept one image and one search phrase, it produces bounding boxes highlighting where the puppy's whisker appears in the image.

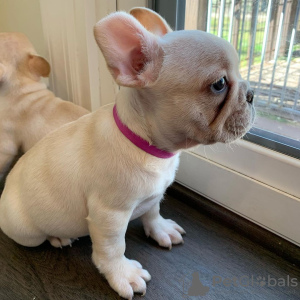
[234,121,237,139]
[208,145,216,153]
[232,141,239,149]
[228,143,234,151]
[243,133,249,140]
[203,146,208,160]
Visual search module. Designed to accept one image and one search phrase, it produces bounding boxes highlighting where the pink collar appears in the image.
[113,105,176,159]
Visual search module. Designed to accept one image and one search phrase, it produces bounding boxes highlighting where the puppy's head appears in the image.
[94,8,255,150]
[0,32,50,93]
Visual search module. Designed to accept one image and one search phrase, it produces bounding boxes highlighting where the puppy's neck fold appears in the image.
[8,80,50,100]
[18,81,48,96]
[116,87,178,153]
[116,87,153,144]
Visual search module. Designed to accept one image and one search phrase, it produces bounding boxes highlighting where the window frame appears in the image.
[244,127,300,160]
[153,0,186,30]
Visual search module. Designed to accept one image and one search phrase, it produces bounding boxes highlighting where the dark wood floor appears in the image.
[0,186,299,300]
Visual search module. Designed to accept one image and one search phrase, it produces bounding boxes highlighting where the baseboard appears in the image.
[167,182,300,266]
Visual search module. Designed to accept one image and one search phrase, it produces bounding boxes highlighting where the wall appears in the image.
[0,0,47,58]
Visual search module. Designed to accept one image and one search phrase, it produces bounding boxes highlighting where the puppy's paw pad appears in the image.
[144,217,185,248]
[48,237,73,248]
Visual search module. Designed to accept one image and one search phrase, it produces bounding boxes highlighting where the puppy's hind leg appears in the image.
[0,216,47,247]
[0,192,47,247]
[47,237,74,248]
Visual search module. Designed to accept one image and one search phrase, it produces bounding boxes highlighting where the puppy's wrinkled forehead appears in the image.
[0,33,36,64]
[159,30,239,85]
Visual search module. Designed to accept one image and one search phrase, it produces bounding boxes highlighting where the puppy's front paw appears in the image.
[144,216,186,249]
[103,257,151,299]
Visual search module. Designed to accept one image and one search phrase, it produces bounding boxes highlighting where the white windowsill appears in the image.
[176,141,300,246]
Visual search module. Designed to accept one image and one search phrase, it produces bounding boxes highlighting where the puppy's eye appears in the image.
[211,77,227,93]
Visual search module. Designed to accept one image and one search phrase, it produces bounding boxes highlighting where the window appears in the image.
[156,0,300,246]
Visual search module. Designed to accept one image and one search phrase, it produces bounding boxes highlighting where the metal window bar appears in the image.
[280,0,299,107]
[207,0,212,33]
[247,0,260,81]
[255,0,273,101]
[218,0,226,37]
[238,0,248,59]
[228,0,235,42]
[267,0,288,105]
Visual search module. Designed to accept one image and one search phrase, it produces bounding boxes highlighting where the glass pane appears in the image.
[185,0,300,143]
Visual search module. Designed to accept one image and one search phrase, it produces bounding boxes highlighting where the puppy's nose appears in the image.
[246,89,254,104]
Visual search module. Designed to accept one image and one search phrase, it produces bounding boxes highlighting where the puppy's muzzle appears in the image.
[246,89,254,104]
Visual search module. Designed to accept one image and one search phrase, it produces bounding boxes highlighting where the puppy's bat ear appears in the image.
[94,12,164,88]
[28,54,51,78]
[130,7,173,36]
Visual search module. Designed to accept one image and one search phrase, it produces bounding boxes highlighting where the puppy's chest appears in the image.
[130,155,179,219]
[143,155,179,193]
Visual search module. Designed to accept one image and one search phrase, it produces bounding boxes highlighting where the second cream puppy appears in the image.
[0,8,254,299]
[0,33,89,182]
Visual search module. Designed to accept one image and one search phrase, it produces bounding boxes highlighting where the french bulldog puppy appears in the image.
[0,8,254,299]
[0,33,89,184]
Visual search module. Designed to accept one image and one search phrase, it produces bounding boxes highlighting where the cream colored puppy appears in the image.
[0,33,89,183]
[0,8,255,299]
